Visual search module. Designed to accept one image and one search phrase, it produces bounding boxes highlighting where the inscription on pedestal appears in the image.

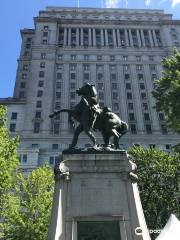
[77,221,121,240]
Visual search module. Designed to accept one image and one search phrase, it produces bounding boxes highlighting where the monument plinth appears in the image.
[47,151,150,240]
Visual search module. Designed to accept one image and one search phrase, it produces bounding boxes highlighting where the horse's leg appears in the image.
[114,135,120,149]
[69,124,83,149]
[102,131,110,147]
[84,127,97,147]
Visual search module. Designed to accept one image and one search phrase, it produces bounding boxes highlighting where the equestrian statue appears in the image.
[49,83,128,150]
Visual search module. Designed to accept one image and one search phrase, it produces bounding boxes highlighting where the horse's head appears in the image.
[76,83,97,97]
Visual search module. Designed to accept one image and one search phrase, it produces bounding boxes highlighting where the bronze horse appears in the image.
[49,84,128,149]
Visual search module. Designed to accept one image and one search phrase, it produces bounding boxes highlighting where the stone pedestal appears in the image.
[47,151,151,240]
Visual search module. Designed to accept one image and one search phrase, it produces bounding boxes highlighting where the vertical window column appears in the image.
[148,30,154,47]
[68,28,71,46]
[125,29,129,46]
[64,28,67,46]
[76,28,80,46]
[128,29,133,47]
[116,29,121,46]
[140,29,146,47]
[88,28,92,46]
[80,28,83,46]
[93,28,96,46]
[152,30,158,47]
[113,29,117,47]
[101,29,104,46]
[105,29,108,46]
[136,29,142,47]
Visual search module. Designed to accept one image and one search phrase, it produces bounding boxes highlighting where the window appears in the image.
[70,64,76,70]
[42,39,48,44]
[11,112,17,120]
[161,125,168,134]
[84,73,90,80]
[110,55,115,61]
[41,53,46,59]
[70,73,76,80]
[36,101,42,108]
[70,82,76,89]
[24,51,30,56]
[152,74,157,81]
[34,122,40,133]
[97,83,103,90]
[40,62,45,68]
[97,73,103,80]
[123,56,128,61]
[140,83,145,90]
[112,92,118,100]
[10,123,16,132]
[39,71,45,78]
[43,31,48,37]
[123,65,129,71]
[26,37,32,42]
[99,102,104,108]
[129,113,135,121]
[71,55,76,60]
[136,56,141,62]
[127,92,132,99]
[99,92,104,100]
[56,82,61,89]
[128,102,133,110]
[20,82,26,88]
[124,73,130,80]
[32,144,39,148]
[112,83,117,89]
[22,73,27,79]
[26,44,31,49]
[57,73,62,80]
[149,144,155,149]
[149,56,154,61]
[56,92,61,99]
[37,90,43,97]
[110,65,116,71]
[130,124,137,134]
[58,54,63,60]
[146,124,152,134]
[35,111,41,118]
[70,92,76,99]
[149,64,156,71]
[84,55,89,61]
[54,123,60,134]
[97,55,102,61]
[142,102,148,110]
[49,156,54,165]
[136,65,143,71]
[126,83,131,90]
[141,92,147,99]
[55,102,61,110]
[38,80,44,87]
[97,65,103,71]
[23,65,28,71]
[166,144,171,150]
[159,113,165,121]
[144,113,150,121]
[22,154,27,163]
[52,144,58,150]
[113,103,119,111]
[19,91,25,98]
[110,73,117,81]
[44,26,48,31]
[83,64,89,71]
[137,73,144,81]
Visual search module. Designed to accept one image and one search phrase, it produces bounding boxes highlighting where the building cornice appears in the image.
[0,98,26,105]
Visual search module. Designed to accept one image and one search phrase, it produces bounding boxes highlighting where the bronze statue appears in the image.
[49,84,128,150]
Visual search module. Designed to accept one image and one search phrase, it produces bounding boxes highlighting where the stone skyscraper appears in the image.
[1,7,180,172]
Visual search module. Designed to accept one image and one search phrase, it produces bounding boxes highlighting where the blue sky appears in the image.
[0,0,180,98]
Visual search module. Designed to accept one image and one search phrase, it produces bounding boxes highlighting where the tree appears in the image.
[129,146,180,232]
[152,48,180,133]
[1,166,54,240]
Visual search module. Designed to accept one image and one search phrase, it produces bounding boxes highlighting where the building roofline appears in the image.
[0,98,26,105]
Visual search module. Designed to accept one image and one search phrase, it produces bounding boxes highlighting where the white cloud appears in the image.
[105,0,120,8]
[145,0,151,6]
[171,0,180,7]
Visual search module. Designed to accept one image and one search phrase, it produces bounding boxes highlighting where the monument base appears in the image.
[48,151,150,240]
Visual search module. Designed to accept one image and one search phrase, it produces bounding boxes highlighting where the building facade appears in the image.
[1,7,180,172]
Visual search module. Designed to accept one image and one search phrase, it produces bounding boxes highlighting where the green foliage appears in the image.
[129,147,180,229]
[0,105,19,195]
[1,166,54,240]
[152,48,180,132]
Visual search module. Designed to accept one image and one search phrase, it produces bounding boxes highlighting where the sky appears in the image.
[0,0,180,98]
